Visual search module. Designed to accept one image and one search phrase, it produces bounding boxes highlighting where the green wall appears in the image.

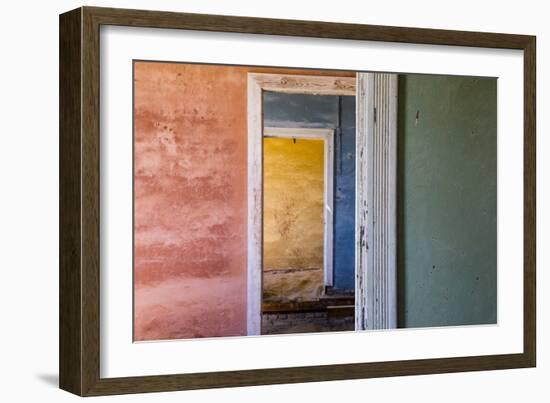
[397,74,497,328]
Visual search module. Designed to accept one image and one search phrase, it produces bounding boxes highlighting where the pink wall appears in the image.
[134,62,353,340]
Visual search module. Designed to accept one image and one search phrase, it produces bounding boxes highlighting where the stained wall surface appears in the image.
[263,138,325,302]
[134,62,248,340]
[134,62,354,340]
[397,74,497,328]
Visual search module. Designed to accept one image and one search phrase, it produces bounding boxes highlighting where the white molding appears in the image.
[247,74,263,336]
[263,127,334,138]
[248,74,355,335]
[264,127,335,287]
[248,73,356,96]
[355,73,371,331]
[356,72,398,330]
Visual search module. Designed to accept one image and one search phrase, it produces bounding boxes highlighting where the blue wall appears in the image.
[333,96,356,290]
[263,92,339,128]
[263,92,356,290]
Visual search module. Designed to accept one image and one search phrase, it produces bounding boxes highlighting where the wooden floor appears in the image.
[261,294,355,335]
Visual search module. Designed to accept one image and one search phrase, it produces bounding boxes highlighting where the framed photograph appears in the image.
[59,6,536,396]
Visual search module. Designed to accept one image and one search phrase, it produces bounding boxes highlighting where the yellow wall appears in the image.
[263,137,325,271]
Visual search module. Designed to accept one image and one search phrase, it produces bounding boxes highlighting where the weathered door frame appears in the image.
[263,126,335,288]
[247,72,397,335]
[355,73,398,330]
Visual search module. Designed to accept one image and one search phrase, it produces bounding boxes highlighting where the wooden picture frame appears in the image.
[59,6,536,396]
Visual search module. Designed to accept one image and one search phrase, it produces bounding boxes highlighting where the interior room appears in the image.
[132,61,496,341]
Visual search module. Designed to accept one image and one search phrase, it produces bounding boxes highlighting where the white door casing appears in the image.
[355,72,398,330]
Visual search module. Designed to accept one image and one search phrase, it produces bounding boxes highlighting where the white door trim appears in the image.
[263,127,335,288]
[355,72,398,330]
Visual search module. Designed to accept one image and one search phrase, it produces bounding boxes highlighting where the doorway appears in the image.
[262,127,351,334]
[247,72,398,335]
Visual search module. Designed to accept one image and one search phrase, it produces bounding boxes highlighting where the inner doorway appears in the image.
[261,93,356,335]
[263,135,326,303]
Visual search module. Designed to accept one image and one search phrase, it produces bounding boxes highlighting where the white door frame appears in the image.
[263,127,335,288]
[247,72,397,335]
[355,72,398,330]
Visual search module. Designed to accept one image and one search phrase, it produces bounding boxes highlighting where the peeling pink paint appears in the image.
[134,62,354,341]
